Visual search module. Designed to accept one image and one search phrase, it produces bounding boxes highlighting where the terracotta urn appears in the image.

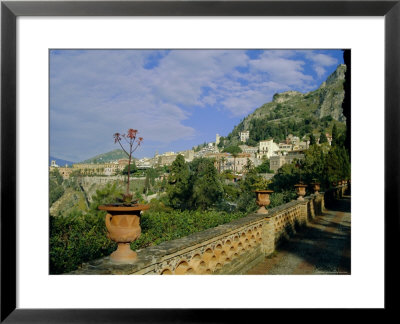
[294,183,307,201]
[311,182,321,195]
[254,190,273,214]
[99,204,149,263]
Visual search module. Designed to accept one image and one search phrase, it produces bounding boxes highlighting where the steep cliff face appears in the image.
[314,64,346,122]
[226,64,347,144]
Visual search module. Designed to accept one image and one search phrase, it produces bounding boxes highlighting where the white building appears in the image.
[239,131,250,142]
[239,145,258,156]
[258,139,279,159]
[278,143,292,152]
[216,134,221,145]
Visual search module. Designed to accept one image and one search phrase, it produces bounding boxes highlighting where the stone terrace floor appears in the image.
[246,195,351,275]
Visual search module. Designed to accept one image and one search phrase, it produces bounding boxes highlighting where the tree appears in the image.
[270,162,301,192]
[49,169,65,206]
[143,174,151,195]
[331,124,338,146]
[236,167,264,213]
[309,133,316,145]
[324,146,350,185]
[50,168,63,185]
[146,168,159,187]
[255,157,273,174]
[319,132,328,144]
[166,154,191,210]
[217,136,225,148]
[189,158,224,210]
[302,144,326,184]
[121,162,137,175]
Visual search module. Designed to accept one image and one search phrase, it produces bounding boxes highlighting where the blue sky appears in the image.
[50,49,344,162]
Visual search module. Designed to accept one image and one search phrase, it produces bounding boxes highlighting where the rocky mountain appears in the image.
[224,64,347,145]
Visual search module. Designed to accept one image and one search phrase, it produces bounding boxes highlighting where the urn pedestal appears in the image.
[255,190,273,214]
[294,184,307,201]
[98,204,149,263]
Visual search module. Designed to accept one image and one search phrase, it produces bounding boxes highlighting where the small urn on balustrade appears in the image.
[294,183,307,201]
[254,190,273,214]
[310,181,321,195]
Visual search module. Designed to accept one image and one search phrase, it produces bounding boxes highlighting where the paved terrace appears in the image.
[246,195,351,275]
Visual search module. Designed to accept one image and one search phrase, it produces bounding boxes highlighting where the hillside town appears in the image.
[50,130,333,179]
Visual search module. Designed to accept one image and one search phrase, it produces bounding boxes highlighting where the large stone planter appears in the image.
[294,184,307,201]
[255,190,273,214]
[99,204,149,263]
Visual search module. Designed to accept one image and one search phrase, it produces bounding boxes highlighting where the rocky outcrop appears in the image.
[227,64,347,143]
[314,64,346,122]
[273,91,304,103]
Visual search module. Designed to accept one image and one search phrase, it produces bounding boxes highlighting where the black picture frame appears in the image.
[1,0,398,322]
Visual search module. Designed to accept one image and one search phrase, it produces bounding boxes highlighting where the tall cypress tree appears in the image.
[331,124,338,146]
[319,132,328,144]
[309,133,316,145]
[166,154,191,210]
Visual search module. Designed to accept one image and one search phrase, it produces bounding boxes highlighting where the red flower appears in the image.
[127,129,138,139]
[113,133,121,143]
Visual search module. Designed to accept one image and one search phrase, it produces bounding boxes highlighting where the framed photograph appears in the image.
[1,0,398,321]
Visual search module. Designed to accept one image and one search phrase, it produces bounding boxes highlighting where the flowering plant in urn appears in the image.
[113,129,143,205]
[98,129,149,263]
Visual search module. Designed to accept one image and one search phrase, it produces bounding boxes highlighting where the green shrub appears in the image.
[131,209,245,250]
[269,191,297,208]
[49,211,116,274]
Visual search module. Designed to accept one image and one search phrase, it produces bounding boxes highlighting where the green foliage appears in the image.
[223,145,242,156]
[49,169,64,206]
[319,132,328,144]
[49,180,65,207]
[217,136,225,148]
[146,168,159,187]
[270,162,301,192]
[236,168,265,213]
[301,145,326,184]
[255,157,273,174]
[245,138,258,147]
[131,209,245,250]
[89,183,124,212]
[189,158,224,210]
[324,146,350,185]
[309,133,316,145]
[121,162,137,175]
[166,154,191,210]
[81,149,127,164]
[50,168,63,185]
[269,191,297,208]
[271,142,350,192]
[49,211,116,274]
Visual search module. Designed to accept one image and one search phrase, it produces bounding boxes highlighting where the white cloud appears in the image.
[301,50,338,78]
[50,49,340,160]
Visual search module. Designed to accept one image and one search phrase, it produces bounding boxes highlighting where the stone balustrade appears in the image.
[70,192,330,275]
